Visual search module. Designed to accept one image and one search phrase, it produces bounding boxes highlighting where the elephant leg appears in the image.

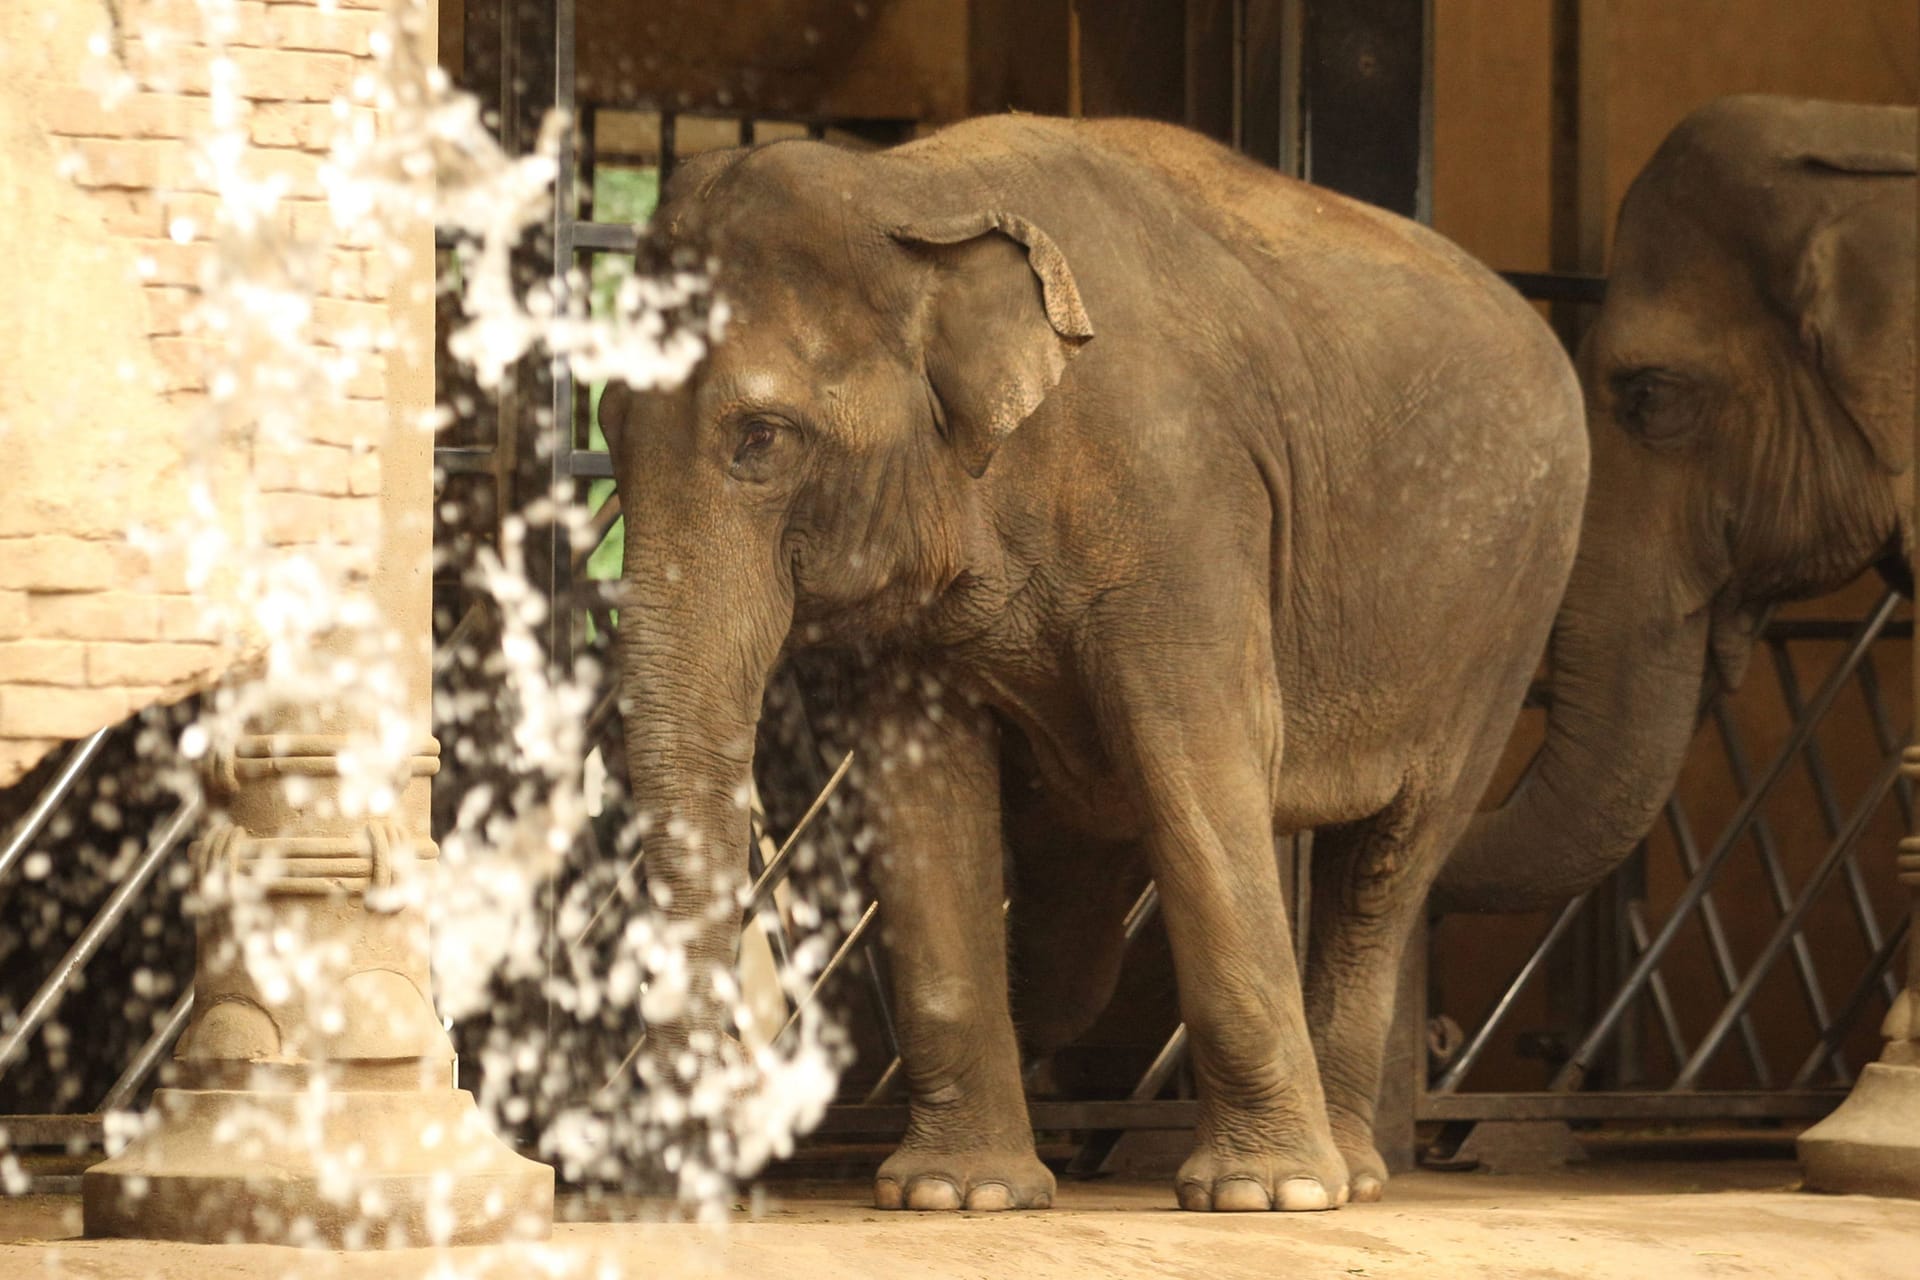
[1122,716,1347,1211]
[1006,818,1150,1067]
[861,683,1053,1213]
[1303,786,1471,1203]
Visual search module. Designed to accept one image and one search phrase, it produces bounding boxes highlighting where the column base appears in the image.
[1799,1060,1920,1200]
[83,1084,553,1246]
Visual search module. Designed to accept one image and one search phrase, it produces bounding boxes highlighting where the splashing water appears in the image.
[8,0,855,1234]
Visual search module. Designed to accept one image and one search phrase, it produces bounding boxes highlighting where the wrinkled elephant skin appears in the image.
[601,116,1587,1211]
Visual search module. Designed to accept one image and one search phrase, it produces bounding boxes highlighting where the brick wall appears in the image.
[0,0,394,788]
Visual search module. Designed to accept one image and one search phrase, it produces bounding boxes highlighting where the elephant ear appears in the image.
[892,212,1093,478]
[1791,156,1917,475]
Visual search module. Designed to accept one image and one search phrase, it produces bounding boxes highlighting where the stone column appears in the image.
[80,3,553,1243]
[1797,143,1920,1199]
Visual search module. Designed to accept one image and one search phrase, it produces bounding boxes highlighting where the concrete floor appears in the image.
[1,1160,1915,1279]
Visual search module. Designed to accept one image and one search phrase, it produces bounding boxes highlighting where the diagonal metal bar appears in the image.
[747,751,854,915]
[1790,908,1910,1087]
[1550,587,1899,1092]
[0,729,110,890]
[1432,893,1587,1094]
[1711,699,1845,1083]
[776,900,879,1046]
[1626,900,1688,1069]
[1660,795,1772,1085]
[1672,748,1902,1089]
[0,797,201,1084]
[99,987,194,1114]
[1773,643,1895,1012]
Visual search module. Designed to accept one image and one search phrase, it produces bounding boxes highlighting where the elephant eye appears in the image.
[1610,368,1698,447]
[728,417,789,483]
[736,421,776,459]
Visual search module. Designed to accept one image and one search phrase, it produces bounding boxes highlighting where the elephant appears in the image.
[1436,95,1917,914]
[598,113,1586,1212]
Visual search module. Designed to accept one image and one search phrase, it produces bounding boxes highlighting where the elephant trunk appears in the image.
[615,579,781,1080]
[1432,564,1719,915]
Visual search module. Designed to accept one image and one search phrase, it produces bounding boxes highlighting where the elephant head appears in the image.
[595,142,1090,1083]
[1436,96,1916,914]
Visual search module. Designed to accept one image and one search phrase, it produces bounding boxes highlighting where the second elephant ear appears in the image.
[1792,170,1917,475]
[892,212,1094,478]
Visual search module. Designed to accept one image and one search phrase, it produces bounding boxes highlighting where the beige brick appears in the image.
[264,6,379,56]
[0,641,87,685]
[150,337,210,393]
[347,448,381,497]
[255,441,354,494]
[247,146,326,199]
[358,250,392,300]
[64,138,197,192]
[312,297,388,341]
[303,399,385,448]
[157,596,223,642]
[124,40,214,96]
[250,101,336,149]
[144,285,198,336]
[86,641,222,688]
[94,191,167,239]
[0,592,24,640]
[29,591,164,641]
[290,199,379,249]
[43,89,216,141]
[317,248,364,299]
[130,239,214,288]
[260,492,345,545]
[231,48,355,103]
[0,537,150,593]
[0,738,65,787]
[0,685,130,739]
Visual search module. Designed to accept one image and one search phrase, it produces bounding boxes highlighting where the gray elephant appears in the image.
[1438,95,1917,914]
[599,114,1585,1211]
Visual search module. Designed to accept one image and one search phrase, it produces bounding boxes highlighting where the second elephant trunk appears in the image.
[1432,588,1716,915]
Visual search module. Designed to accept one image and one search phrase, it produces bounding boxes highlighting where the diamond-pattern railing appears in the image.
[1422,587,1913,1133]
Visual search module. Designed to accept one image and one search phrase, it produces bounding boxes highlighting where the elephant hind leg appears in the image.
[1006,818,1151,1069]
[1303,780,1477,1203]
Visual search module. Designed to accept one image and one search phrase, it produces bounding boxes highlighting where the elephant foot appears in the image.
[1175,1129,1350,1212]
[873,1146,1056,1212]
[1330,1113,1389,1202]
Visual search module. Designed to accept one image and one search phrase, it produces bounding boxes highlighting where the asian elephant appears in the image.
[599,114,1586,1212]
[1437,95,1917,914]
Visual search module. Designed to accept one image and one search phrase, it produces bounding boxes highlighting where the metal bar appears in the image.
[1662,792,1771,1084]
[568,450,614,479]
[1550,588,1899,1091]
[1673,749,1903,1089]
[745,751,855,915]
[1626,900,1687,1068]
[1066,1023,1191,1176]
[1857,650,1915,832]
[1767,619,1913,641]
[433,445,496,475]
[571,223,641,253]
[815,1100,1203,1136]
[1418,1090,1845,1123]
[1790,909,1910,1087]
[0,798,201,1083]
[99,988,194,1113]
[775,900,878,1046]
[0,1115,104,1148]
[1301,0,1432,221]
[0,729,109,889]
[1432,893,1587,1093]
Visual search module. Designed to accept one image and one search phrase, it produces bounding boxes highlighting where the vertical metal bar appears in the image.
[0,728,109,888]
[1551,589,1899,1091]
[99,988,194,1113]
[1300,0,1432,221]
[0,798,201,1083]
[1857,651,1915,830]
[1674,751,1902,1089]
[1656,797,1771,1085]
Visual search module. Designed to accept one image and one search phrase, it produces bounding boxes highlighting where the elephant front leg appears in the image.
[861,687,1053,1212]
[1137,742,1349,1211]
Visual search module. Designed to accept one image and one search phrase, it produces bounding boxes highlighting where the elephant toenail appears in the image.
[964,1183,1014,1211]
[906,1178,964,1211]
[1277,1177,1332,1211]
[1177,1181,1213,1213]
[1350,1174,1383,1203]
[873,1179,904,1210]
[1212,1179,1273,1212]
